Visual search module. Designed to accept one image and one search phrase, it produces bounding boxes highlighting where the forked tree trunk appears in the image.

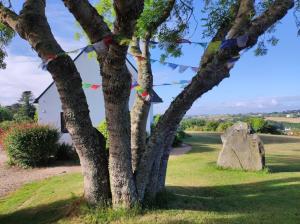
[0,0,111,205]
[101,49,138,207]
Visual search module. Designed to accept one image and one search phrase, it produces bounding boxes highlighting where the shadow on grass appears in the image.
[163,178,300,215]
[267,154,300,172]
[186,133,222,145]
[0,197,78,224]
[185,144,217,154]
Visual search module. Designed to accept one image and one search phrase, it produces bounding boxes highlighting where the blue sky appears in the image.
[1,1,300,115]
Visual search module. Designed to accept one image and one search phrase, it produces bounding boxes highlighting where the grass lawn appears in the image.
[1,133,300,224]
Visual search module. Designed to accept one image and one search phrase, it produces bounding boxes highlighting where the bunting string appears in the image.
[128,53,199,74]
[41,33,249,102]
[82,79,190,103]
[39,34,206,71]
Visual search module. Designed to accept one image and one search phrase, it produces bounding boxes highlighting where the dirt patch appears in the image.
[0,147,81,198]
[170,144,192,156]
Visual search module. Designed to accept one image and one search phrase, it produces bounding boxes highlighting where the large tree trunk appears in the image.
[136,0,294,202]
[0,0,111,205]
[101,47,138,208]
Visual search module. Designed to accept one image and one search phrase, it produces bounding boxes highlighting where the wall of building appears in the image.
[37,52,153,145]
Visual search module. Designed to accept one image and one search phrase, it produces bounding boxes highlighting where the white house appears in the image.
[34,50,162,144]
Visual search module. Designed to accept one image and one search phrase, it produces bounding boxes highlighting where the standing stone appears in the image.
[217,122,265,171]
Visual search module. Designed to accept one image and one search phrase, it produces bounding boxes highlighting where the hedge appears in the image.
[3,124,59,168]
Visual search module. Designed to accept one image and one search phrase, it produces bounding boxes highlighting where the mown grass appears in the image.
[1,133,300,224]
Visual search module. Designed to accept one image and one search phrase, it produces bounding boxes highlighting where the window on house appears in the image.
[60,112,68,133]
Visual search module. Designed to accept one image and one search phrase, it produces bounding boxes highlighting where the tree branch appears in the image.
[145,0,176,38]
[0,2,18,30]
[62,0,111,43]
[227,0,255,38]
[135,0,294,201]
[113,0,144,36]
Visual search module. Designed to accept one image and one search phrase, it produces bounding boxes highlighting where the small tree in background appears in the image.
[14,91,36,121]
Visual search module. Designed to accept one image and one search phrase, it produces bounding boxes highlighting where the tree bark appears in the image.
[136,0,294,201]
[0,0,111,205]
[130,38,153,173]
[64,0,145,208]
[145,133,175,198]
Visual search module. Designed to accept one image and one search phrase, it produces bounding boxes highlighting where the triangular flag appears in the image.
[168,63,178,70]
[93,41,107,54]
[191,67,198,73]
[91,84,101,90]
[103,35,113,47]
[197,42,208,48]
[226,61,235,69]
[141,91,149,97]
[179,80,189,84]
[149,40,158,44]
[237,34,249,48]
[131,81,139,89]
[179,65,189,73]
[176,39,192,44]
[84,45,95,53]
[220,38,237,49]
[136,55,145,61]
[82,83,92,89]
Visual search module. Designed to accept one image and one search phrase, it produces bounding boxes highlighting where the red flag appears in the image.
[91,84,101,90]
[103,35,113,47]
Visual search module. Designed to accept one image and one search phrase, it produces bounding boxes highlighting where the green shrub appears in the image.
[0,120,17,132]
[0,106,13,122]
[216,121,234,132]
[3,124,59,168]
[152,114,188,147]
[56,143,78,161]
[172,127,187,147]
[204,121,220,131]
[97,120,109,149]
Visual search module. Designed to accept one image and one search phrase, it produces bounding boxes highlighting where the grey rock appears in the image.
[217,122,265,171]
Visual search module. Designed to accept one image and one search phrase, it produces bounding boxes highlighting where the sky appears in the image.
[0,1,300,115]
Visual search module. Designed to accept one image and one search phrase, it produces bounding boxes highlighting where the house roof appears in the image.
[34,50,163,104]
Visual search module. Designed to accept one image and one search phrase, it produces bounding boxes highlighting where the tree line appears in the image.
[0,91,36,123]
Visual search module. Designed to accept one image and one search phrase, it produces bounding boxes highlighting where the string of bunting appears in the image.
[82,79,191,101]
[128,53,199,74]
[39,34,207,71]
[219,34,249,69]
[41,33,249,101]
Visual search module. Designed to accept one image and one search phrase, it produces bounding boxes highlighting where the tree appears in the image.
[0,0,295,208]
[0,105,13,122]
[14,91,36,120]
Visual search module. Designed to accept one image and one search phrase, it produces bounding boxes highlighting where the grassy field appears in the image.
[0,133,300,224]
[265,116,300,123]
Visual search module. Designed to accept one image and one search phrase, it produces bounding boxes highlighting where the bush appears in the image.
[153,115,188,147]
[97,120,109,149]
[216,121,234,132]
[204,121,220,131]
[172,127,187,147]
[3,124,59,168]
[55,143,78,161]
[0,106,13,122]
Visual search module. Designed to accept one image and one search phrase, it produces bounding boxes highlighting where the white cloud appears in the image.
[161,95,300,116]
[0,54,52,105]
